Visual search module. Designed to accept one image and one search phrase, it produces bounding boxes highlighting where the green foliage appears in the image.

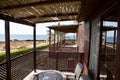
[0,52,5,63]
[10,48,33,59]
[36,44,48,50]
[0,44,49,63]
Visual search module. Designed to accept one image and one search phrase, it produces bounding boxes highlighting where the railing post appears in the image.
[54,30,56,50]
[5,21,11,80]
[49,29,51,51]
[33,24,36,72]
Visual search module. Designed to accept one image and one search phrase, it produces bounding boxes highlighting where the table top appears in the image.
[36,71,63,80]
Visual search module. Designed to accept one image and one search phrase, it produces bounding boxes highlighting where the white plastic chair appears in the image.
[63,62,83,80]
[75,63,84,80]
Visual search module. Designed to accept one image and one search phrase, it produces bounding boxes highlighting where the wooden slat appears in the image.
[0,0,80,11]
[35,19,77,23]
[0,13,34,26]
[19,12,78,19]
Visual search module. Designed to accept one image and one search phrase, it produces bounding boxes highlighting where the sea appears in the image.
[0,34,116,42]
[0,34,76,41]
[106,36,116,43]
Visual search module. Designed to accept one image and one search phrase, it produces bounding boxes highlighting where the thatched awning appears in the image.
[0,0,82,26]
[0,0,119,26]
[48,25,78,33]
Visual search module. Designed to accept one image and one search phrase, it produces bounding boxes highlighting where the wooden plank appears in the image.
[0,13,34,26]
[19,12,78,19]
[0,0,80,10]
[35,19,77,23]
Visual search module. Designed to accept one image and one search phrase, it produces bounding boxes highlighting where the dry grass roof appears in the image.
[0,0,118,26]
[0,0,82,26]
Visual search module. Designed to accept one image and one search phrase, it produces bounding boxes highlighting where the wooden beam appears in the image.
[78,0,118,22]
[19,12,78,19]
[0,13,34,26]
[0,0,80,11]
[88,0,118,21]
[35,19,77,23]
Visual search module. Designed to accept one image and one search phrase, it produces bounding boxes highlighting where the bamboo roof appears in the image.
[0,0,119,26]
[0,0,82,26]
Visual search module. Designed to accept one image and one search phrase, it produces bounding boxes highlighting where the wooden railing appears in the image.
[36,51,84,71]
[0,50,84,80]
[0,52,34,80]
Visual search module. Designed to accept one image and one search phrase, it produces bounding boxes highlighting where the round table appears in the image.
[34,71,63,80]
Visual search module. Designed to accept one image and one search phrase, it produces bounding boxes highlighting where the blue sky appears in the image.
[0,19,77,35]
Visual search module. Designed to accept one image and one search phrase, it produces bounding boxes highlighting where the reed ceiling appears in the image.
[0,0,82,26]
[0,0,118,26]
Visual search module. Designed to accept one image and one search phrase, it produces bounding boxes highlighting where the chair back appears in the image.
[75,63,83,80]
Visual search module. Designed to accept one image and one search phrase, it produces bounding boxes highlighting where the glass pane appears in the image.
[100,28,117,80]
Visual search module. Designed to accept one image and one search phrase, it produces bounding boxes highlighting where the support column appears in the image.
[97,18,103,80]
[54,30,56,50]
[115,2,120,80]
[49,29,51,51]
[60,32,62,47]
[115,19,120,80]
[5,21,11,80]
[57,31,59,50]
[33,24,36,72]
[113,30,116,52]
[105,31,107,54]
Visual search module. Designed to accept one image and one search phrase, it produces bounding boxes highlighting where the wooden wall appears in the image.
[88,17,101,80]
[77,21,85,53]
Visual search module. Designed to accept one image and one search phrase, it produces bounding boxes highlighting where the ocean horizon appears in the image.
[0,34,116,42]
[0,34,47,41]
[0,34,76,41]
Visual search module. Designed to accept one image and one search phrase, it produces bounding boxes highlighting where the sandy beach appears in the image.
[0,40,49,51]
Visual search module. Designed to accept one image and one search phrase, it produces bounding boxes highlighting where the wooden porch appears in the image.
[0,0,120,80]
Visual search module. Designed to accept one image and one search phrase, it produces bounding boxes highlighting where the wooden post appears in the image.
[60,32,61,47]
[115,2,120,80]
[54,30,56,50]
[115,19,120,80]
[113,30,116,52]
[105,31,107,54]
[97,18,103,80]
[5,21,11,80]
[88,21,91,67]
[57,31,59,50]
[49,29,51,51]
[33,24,36,72]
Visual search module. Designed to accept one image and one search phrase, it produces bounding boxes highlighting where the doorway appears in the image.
[99,21,117,80]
